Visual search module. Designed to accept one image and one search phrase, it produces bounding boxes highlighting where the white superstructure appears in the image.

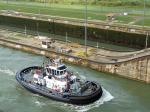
[33,59,80,93]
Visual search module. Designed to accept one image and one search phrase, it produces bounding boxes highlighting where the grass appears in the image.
[134,18,150,26]
[0,2,107,20]
[0,1,150,26]
[75,51,89,58]
[5,0,150,7]
[115,16,135,24]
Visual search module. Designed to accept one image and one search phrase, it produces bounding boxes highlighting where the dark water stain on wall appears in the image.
[0,15,149,49]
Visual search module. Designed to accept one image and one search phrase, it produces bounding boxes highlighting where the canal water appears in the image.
[0,46,150,112]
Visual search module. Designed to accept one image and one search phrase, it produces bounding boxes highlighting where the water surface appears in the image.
[0,47,150,112]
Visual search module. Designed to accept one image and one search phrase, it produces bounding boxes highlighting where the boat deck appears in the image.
[20,67,99,96]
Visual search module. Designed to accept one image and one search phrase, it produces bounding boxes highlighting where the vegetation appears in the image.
[135,18,150,26]
[0,0,149,49]
[0,2,107,20]
[0,0,150,26]
[7,0,150,7]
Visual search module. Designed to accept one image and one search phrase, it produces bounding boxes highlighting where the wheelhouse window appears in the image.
[60,71,64,75]
[57,70,66,75]
[46,68,51,73]
[58,65,67,70]
[56,70,64,75]
[52,69,55,75]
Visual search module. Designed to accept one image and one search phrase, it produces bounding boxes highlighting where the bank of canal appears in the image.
[0,47,150,112]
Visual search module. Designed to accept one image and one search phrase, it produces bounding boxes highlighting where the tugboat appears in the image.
[16,58,103,105]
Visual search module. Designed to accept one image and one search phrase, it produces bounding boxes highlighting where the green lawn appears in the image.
[0,2,107,20]
[134,18,150,26]
[115,16,135,24]
[0,1,150,26]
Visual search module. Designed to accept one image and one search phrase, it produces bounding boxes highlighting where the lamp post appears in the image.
[145,32,149,49]
[36,22,39,36]
[84,0,88,56]
[66,32,68,46]
[44,0,46,7]
[6,0,9,12]
[96,42,99,55]
[143,0,146,27]
[24,25,27,36]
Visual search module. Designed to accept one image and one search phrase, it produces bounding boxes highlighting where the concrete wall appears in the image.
[82,58,150,83]
[0,14,149,48]
[115,57,150,83]
[0,38,150,83]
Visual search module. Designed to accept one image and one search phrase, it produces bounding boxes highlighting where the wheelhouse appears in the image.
[46,64,67,76]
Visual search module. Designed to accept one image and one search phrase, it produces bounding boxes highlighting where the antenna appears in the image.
[96,42,99,55]
[42,56,45,67]
[36,22,39,36]
[24,25,27,36]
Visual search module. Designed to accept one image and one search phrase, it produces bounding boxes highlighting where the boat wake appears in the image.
[0,67,15,76]
[34,100,46,108]
[31,87,113,112]
[66,88,114,112]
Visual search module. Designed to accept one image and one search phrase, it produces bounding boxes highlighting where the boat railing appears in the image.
[80,81,91,93]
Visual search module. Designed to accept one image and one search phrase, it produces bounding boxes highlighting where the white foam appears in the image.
[35,100,46,108]
[66,88,114,112]
[31,86,113,111]
[0,67,15,76]
[79,75,86,80]
[32,93,44,99]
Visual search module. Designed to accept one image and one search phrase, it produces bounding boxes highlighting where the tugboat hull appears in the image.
[16,66,103,105]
